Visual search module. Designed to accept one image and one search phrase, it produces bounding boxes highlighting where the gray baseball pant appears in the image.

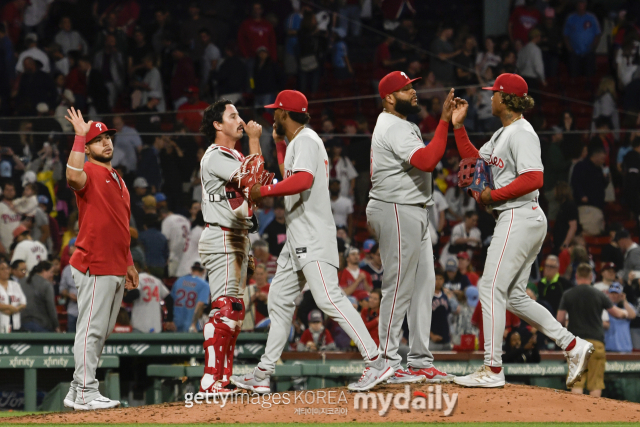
[258,256,379,374]
[367,200,435,370]
[481,205,575,367]
[66,267,125,405]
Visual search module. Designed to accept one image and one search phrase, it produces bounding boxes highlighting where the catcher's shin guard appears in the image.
[223,300,245,380]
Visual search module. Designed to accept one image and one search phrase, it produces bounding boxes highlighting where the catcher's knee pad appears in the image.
[211,296,245,324]
[204,296,246,380]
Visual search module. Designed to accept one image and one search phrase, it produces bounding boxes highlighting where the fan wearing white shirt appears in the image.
[329,179,354,234]
[0,259,27,333]
[159,208,191,277]
[10,225,48,274]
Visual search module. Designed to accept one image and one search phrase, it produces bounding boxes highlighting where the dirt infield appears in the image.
[5,383,640,424]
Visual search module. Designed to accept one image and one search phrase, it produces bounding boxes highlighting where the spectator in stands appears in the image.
[13,56,56,115]
[502,330,540,363]
[169,45,196,110]
[616,36,640,89]
[473,297,521,352]
[129,27,154,79]
[374,35,404,85]
[539,7,562,79]
[552,182,579,253]
[537,254,571,316]
[329,179,353,234]
[616,230,640,285]
[11,225,47,273]
[361,288,381,346]
[457,252,478,286]
[93,34,125,110]
[517,28,546,91]
[252,240,277,281]
[508,0,540,46]
[171,261,209,332]
[443,258,471,300]
[217,43,248,104]
[262,199,286,256]
[622,131,640,226]
[339,247,373,300]
[111,115,142,175]
[328,140,357,200]
[283,6,303,77]
[445,184,475,222]
[138,213,168,278]
[253,46,284,107]
[123,262,172,333]
[198,29,220,95]
[20,260,58,332]
[430,23,459,86]
[331,33,352,81]
[1,0,26,45]
[475,36,501,76]
[593,263,616,293]
[11,259,26,283]
[55,16,87,55]
[571,145,608,235]
[238,2,277,62]
[450,285,478,349]
[256,197,275,235]
[297,10,321,94]
[361,242,383,290]
[431,267,452,350]
[454,35,478,87]
[75,55,110,115]
[247,263,270,327]
[159,206,190,278]
[298,310,336,351]
[179,2,212,60]
[544,128,570,219]
[604,282,637,352]
[96,11,128,54]
[592,77,620,142]
[440,211,481,266]
[16,32,50,74]
[563,0,601,77]
[0,258,26,333]
[558,263,632,396]
[59,239,78,332]
[560,111,583,163]
[0,185,22,254]
[132,54,165,112]
[600,223,624,269]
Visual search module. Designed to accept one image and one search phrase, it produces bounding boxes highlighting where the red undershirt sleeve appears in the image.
[490,171,544,202]
[408,120,449,172]
[259,171,314,198]
[276,141,287,165]
[453,126,480,158]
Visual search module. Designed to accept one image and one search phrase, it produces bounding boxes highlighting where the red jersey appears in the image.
[471,301,520,347]
[300,327,334,348]
[238,18,277,60]
[70,162,133,276]
[509,7,540,44]
[339,268,373,300]
[361,308,379,345]
[177,101,210,132]
[465,271,479,286]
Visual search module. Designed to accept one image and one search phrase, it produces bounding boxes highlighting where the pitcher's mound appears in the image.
[5,383,640,424]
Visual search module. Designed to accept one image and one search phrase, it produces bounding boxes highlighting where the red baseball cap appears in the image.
[457,251,470,260]
[264,90,308,113]
[12,225,28,239]
[378,71,421,99]
[86,121,116,143]
[185,85,199,94]
[482,73,528,97]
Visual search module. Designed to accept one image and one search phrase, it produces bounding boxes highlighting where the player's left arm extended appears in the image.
[408,120,449,172]
[488,171,544,202]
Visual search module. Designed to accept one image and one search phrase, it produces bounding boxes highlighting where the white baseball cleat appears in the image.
[230,367,271,394]
[348,357,395,391]
[73,395,120,410]
[453,365,505,388]
[63,398,75,409]
[565,337,595,388]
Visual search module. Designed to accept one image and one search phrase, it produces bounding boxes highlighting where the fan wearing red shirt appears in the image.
[339,247,373,300]
[237,2,277,61]
[361,289,381,346]
[176,86,210,133]
[299,310,335,351]
[509,0,541,45]
[63,107,139,411]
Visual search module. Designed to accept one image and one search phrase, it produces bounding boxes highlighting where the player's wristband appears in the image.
[275,140,287,165]
[72,135,86,152]
[66,164,83,171]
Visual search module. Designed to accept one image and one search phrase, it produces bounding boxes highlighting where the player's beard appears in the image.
[395,98,421,116]
[275,120,286,137]
[92,151,113,163]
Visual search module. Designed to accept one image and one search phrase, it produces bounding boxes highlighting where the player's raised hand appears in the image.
[243,120,263,139]
[65,107,93,136]
[440,88,455,122]
[452,97,469,128]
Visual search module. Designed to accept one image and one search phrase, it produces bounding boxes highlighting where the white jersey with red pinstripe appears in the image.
[199,144,253,231]
[477,118,543,211]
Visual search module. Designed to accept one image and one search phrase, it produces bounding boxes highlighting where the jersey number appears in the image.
[175,289,197,309]
[142,286,160,302]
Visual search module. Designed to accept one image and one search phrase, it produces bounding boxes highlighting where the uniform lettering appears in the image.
[488,156,504,169]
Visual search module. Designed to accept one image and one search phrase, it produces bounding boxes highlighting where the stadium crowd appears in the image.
[0,0,639,395]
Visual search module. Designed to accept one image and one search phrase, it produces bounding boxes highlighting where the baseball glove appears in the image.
[458,157,494,208]
[236,154,274,203]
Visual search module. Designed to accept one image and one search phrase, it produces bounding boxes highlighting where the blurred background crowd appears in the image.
[0,0,639,397]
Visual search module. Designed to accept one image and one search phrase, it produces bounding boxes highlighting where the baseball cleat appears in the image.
[565,337,595,388]
[386,368,426,384]
[408,366,455,383]
[200,380,241,396]
[348,357,394,392]
[453,365,505,388]
[230,368,271,394]
[73,395,120,410]
[63,398,75,409]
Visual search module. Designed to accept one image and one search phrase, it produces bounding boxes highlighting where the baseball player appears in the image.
[451,74,593,388]
[10,225,47,273]
[367,71,455,384]
[63,107,139,410]
[171,262,210,332]
[123,262,172,333]
[198,99,270,395]
[230,90,392,393]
